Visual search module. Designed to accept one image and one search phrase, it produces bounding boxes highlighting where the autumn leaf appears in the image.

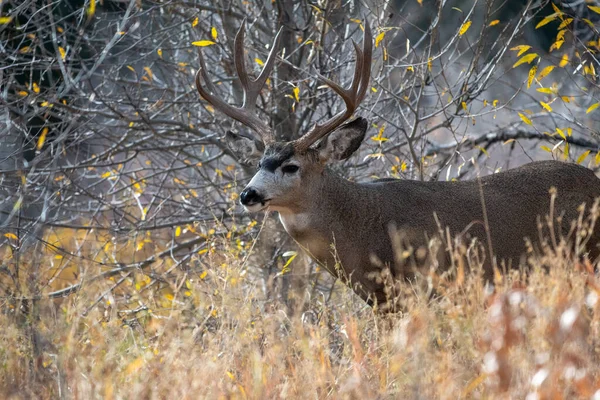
[37,127,48,150]
[292,86,300,102]
[459,20,471,36]
[535,14,558,29]
[87,0,96,18]
[527,65,537,88]
[58,46,66,60]
[32,82,40,93]
[577,150,591,164]
[191,40,216,47]
[192,17,199,27]
[488,20,500,27]
[157,49,163,58]
[255,58,264,66]
[0,16,12,24]
[589,5,600,14]
[375,31,385,47]
[211,27,218,41]
[513,53,538,68]
[510,45,531,57]
[586,102,599,114]
[537,65,554,80]
[4,233,18,240]
[559,54,569,67]
[518,112,532,125]
[540,145,552,153]
[540,101,552,112]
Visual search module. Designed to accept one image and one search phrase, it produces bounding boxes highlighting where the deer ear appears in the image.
[224,131,263,166]
[317,117,368,162]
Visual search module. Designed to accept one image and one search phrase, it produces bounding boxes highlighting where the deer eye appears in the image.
[281,165,299,174]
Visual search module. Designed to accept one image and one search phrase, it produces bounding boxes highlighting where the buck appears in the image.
[196,22,600,308]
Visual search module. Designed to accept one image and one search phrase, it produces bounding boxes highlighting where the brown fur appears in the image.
[273,160,600,307]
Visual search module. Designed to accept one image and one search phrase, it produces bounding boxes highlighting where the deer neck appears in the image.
[276,170,363,262]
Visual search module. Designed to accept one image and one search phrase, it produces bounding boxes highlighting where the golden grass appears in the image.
[1,225,599,399]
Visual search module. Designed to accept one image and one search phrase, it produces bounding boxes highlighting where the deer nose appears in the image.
[240,187,263,205]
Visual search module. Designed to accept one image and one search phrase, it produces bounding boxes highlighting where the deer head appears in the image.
[196,21,372,214]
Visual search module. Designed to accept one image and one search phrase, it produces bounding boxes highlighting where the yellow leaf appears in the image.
[564,142,569,159]
[164,293,174,301]
[125,357,144,375]
[200,270,208,279]
[540,145,552,152]
[40,101,50,107]
[255,58,264,66]
[459,20,471,36]
[191,40,216,47]
[513,53,538,68]
[583,18,595,29]
[461,101,468,112]
[127,65,135,72]
[192,17,199,27]
[136,242,144,251]
[488,20,500,27]
[19,46,31,54]
[561,96,570,103]
[595,151,600,165]
[549,39,564,52]
[4,233,18,240]
[577,150,591,164]
[587,103,599,114]
[0,17,12,24]
[589,5,600,14]
[375,31,385,47]
[536,14,558,29]
[567,127,572,136]
[556,128,566,140]
[551,2,564,17]
[527,65,537,88]
[55,47,66,63]
[510,45,531,57]
[537,65,554,80]
[292,86,300,102]
[33,82,40,93]
[37,127,48,150]
[211,27,218,41]
[143,66,153,80]
[492,99,498,107]
[540,101,552,112]
[101,171,112,179]
[87,0,96,18]
[559,54,569,67]
[371,87,377,92]
[518,112,532,125]
[175,226,181,237]
[536,87,555,94]
[18,91,28,96]
[157,49,163,58]
[557,18,572,30]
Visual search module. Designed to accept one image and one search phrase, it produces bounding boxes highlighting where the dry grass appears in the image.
[1,223,600,399]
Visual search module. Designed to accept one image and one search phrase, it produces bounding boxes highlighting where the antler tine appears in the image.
[293,20,372,151]
[196,23,283,144]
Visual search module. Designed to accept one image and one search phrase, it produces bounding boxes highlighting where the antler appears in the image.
[196,23,283,144]
[293,21,372,151]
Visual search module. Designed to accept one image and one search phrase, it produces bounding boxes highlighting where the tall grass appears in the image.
[1,222,599,399]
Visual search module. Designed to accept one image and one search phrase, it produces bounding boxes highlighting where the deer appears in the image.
[195,21,600,309]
